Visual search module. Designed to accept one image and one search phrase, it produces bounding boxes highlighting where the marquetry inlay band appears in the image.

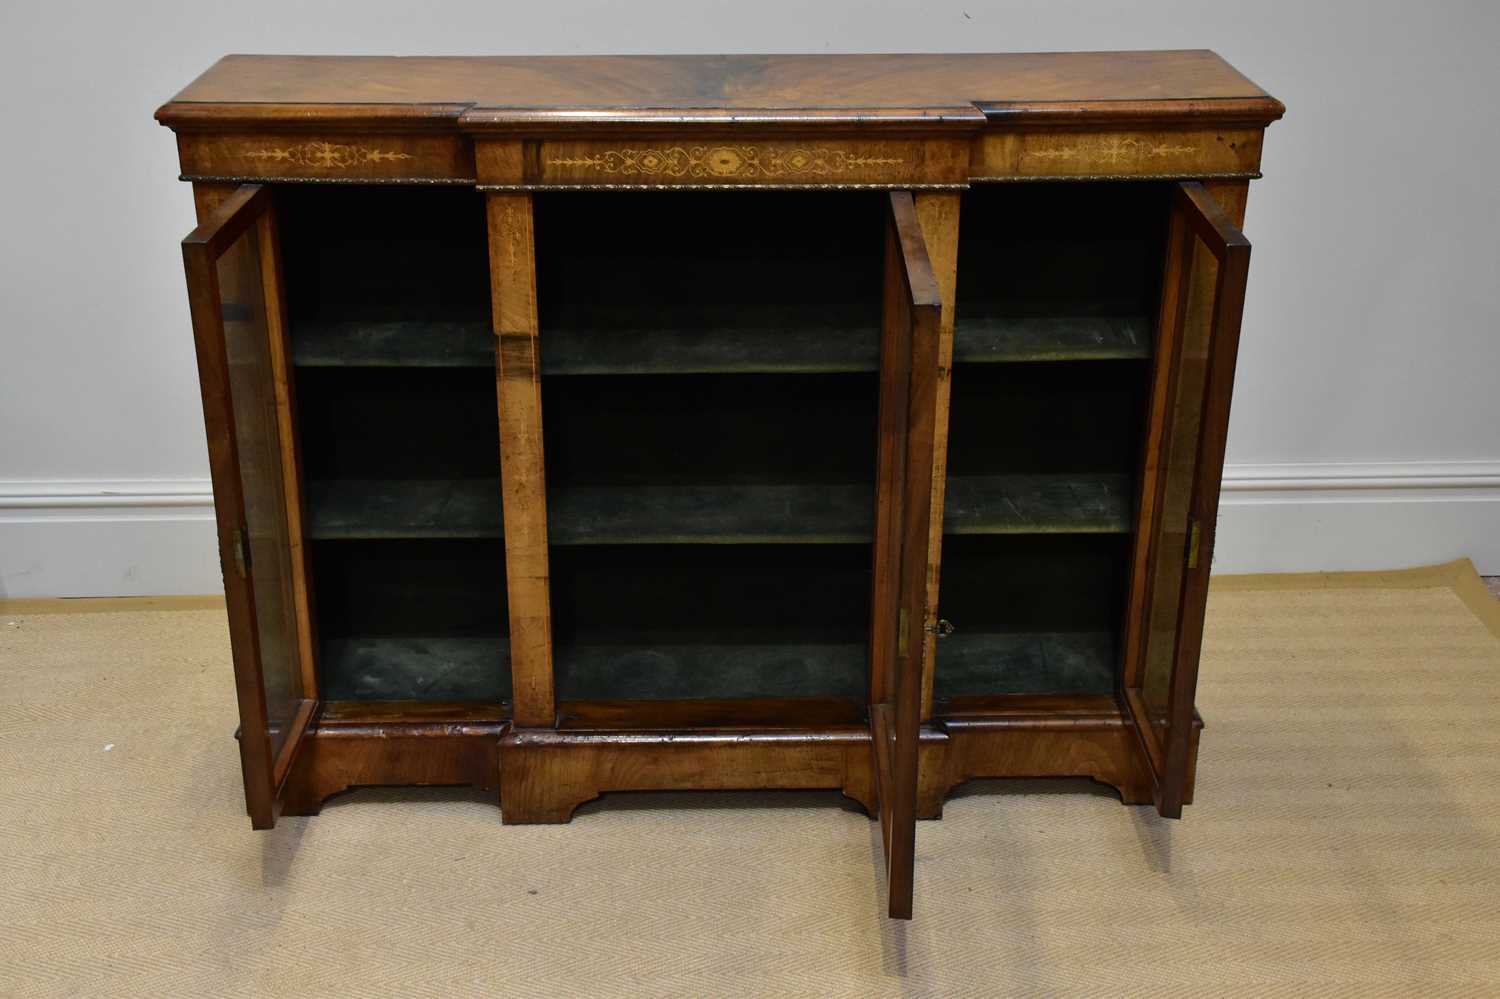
[1025,136,1198,163]
[546,145,903,179]
[243,141,415,169]
[972,127,1264,181]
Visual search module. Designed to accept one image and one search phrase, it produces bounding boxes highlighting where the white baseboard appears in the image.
[2,463,1497,597]
[0,479,219,598]
[1214,461,1500,575]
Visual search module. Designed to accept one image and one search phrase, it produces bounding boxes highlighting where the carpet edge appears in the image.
[0,594,227,615]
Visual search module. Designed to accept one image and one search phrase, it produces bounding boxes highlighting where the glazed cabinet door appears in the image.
[870,192,943,918]
[1123,182,1252,818]
[182,185,316,829]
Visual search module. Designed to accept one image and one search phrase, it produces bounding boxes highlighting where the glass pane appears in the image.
[218,222,303,758]
[1139,224,1217,741]
[534,192,885,704]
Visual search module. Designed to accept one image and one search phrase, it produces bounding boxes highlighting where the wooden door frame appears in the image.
[870,190,944,918]
[182,184,317,828]
[1121,180,1251,817]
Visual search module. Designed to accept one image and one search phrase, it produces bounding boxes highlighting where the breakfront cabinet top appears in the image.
[156,50,1283,128]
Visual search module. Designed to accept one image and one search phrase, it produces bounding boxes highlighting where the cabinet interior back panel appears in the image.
[279,185,491,323]
[934,534,1130,699]
[936,182,1168,701]
[312,538,510,702]
[551,543,871,702]
[535,191,885,375]
[536,191,886,704]
[956,182,1169,325]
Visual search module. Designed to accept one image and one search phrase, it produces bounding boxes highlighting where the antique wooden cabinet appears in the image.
[158,51,1282,918]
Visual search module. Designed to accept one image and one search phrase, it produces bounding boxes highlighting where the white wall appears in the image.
[2,0,1498,596]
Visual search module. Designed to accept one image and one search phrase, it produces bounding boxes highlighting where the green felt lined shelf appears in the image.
[305,474,1131,542]
[306,479,502,539]
[293,319,494,368]
[954,314,1151,363]
[550,483,871,545]
[944,474,1132,534]
[320,636,511,701]
[544,304,879,374]
[290,308,877,373]
[934,631,1117,698]
[556,641,867,700]
[289,310,1148,372]
[314,627,1117,702]
[549,630,1119,702]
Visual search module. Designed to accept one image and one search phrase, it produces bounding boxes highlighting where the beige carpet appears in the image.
[3,561,1500,997]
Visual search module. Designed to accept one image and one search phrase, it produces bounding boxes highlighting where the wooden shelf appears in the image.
[544,304,879,375]
[305,474,1130,542]
[549,482,872,545]
[293,319,493,368]
[291,310,1148,372]
[319,636,511,701]
[934,631,1116,698]
[953,313,1151,363]
[556,641,867,701]
[943,474,1132,535]
[291,307,877,374]
[306,479,502,539]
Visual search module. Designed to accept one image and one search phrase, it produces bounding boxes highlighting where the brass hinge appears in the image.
[897,608,910,657]
[232,527,251,578]
[1186,518,1202,570]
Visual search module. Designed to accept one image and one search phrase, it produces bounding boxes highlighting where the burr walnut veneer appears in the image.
[159,51,1282,919]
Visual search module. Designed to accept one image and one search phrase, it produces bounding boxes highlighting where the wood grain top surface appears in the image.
[158,51,1282,128]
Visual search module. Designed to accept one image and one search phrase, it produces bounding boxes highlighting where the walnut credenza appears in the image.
[158,51,1282,918]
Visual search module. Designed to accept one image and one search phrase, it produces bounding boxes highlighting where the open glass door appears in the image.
[182,185,315,829]
[869,192,943,918]
[1122,182,1252,818]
